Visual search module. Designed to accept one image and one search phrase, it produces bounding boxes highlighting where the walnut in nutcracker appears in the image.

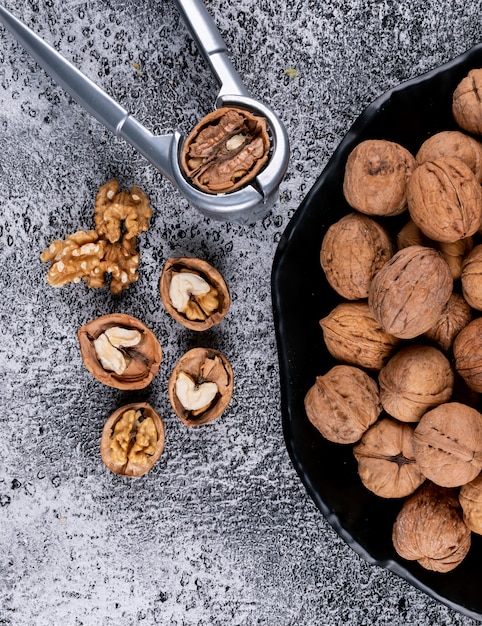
[343,139,416,216]
[378,345,454,423]
[353,418,425,498]
[78,313,162,390]
[320,212,393,300]
[454,317,482,392]
[160,257,230,331]
[368,245,453,339]
[100,402,165,477]
[392,482,471,573]
[453,69,482,135]
[304,365,382,445]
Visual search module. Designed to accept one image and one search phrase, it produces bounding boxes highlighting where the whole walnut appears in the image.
[416,130,482,182]
[454,317,482,392]
[413,402,482,488]
[353,418,425,498]
[407,157,482,243]
[459,474,482,535]
[396,219,431,250]
[304,364,381,444]
[453,69,482,135]
[343,139,416,216]
[461,244,482,310]
[392,482,471,573]
[319,301,399,370]
[368,245,453,339]
[320,212,393,300]
[437,237,473,280]
[423,293,472,352]
[378,345,454,423]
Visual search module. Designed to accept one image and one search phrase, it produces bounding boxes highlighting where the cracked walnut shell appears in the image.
[78,313,162,390]
[368,245,453,339]
[343,139,416,216]
[168,347,233,427]
[181,107,270,193]
[453,69,482,135]
[320,212,393,300]
[353,418,425,498]
[160,257,230,331]
[100,402,165,477]
[304,365,381,444]
[392,482,471,573]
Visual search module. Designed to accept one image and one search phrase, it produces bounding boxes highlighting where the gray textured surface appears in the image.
[1,0,482,624]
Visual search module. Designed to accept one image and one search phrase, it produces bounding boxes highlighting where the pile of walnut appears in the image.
[305,67,482,573]
[40,180,152,294]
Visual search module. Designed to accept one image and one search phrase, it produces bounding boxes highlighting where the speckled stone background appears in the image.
[1,0,482,624]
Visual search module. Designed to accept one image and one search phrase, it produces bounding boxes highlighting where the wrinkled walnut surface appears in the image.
[168,347,234,426]
[454,317,482,392]
[78,313,162,390]
[100,402,165,477]
[461,244,482,310]
[459,474,482,534]
[392,482,471,572]
[453,69,482,135]
[423,293,472,352]
[353,418,425,498]
[304,364,381,444]
[416,130,482,182]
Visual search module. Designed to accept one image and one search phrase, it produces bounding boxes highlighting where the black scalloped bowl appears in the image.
[272,44,482,620]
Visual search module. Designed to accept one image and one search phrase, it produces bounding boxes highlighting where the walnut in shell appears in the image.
[423,293,472,352]
[392,482,471,573]
[454,317,482,392]
[461,244,482,310]
[320,212,393,300]
[343,139,416,216]
[304,365,381,444]
[453,69,482,135]
[437,237,473,281]
[378,345,454,423]
[319,301,399,370]
[353,418,425,498]
[413,402,482,488]
[100,402,165,477]
[180,107,270,193]
[416,130,482,182]
[168,347,233,426]
[459,474,482,534]
[160,257,230,331]
[368,245,453,339]
[78,313,162,390]
[407,157,482,243]
[396,219,431,250]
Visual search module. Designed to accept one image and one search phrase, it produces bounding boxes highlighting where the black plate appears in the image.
[272,44,482,621]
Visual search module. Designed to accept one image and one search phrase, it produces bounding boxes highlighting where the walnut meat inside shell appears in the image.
[160,257,230,331]
[100,402,165,477]
[78,313,162,390]
[392,482,471,572]
[168,347,234,426]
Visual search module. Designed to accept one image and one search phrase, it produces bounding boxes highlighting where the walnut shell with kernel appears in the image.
[392,482,471,573]
[304,365,381,444]
[353,418,425,498]
[343,139,416,216]
[413,402,482,488]
[407,157,482,243]
[368,245,453,339]
[423,293,472,352]
[319,301,399,370]
[454,317,482,392]
[378,345,454,423]
[416,130,482,182]
[453,69,482,135]
[320,212,393,300]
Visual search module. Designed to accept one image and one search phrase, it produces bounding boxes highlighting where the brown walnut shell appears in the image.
[416,130,482,182]
[343,139,416,216]
[168,347,234,427]
[368,245,453,339]
[459,474,482,534]
[453,317,482,392]
[379,345,454,423]
[396,219,431,250]
[160,257,230,331]
[304,364,381,444]
[453,69,482,135]
[392,482,471,573]
[437,237,473,280]
[353,418,425,498]
[461,244,482,310]
[78,313,162,390]
[319,301,399,370]
[413,402,482,488]
[320,212,393,300]
[100,402,165,478]
[407,157,482,243]
[423,293,472,352]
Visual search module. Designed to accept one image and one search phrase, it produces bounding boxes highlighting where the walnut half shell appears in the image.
[78,313,162,390]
